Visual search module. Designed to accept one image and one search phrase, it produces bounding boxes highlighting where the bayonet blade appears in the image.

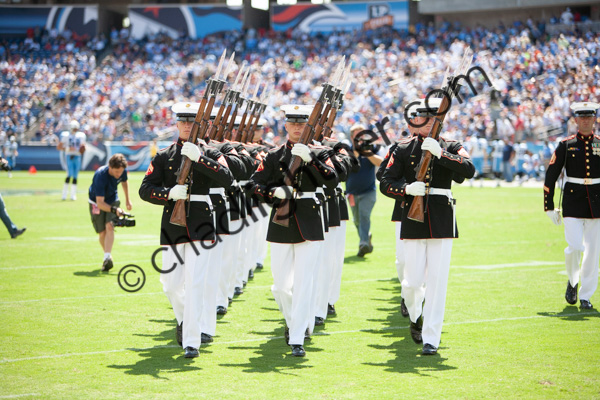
[233,62,245,88]
[252,76,261,100]
[215,49,226,79]
[222,52,235,81]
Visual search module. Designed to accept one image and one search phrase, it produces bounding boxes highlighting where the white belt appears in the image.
[238,180,249,187]
[565,177,600,185]
[427,188,455,237]
[189,195,212,205]
[295,191,318,200]
[428,188,453,197]
[209,187,226,196]
[315,187,324,195]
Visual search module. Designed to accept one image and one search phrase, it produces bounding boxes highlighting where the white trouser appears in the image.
[328,221,346,306]
[402,239,453,348]
[234,218,249,288]
[313,227,336,320]
[218,218,243,306]
[161,242,210,349]
[395,222,405,284]
[564,218,600,301]
[271,240,321,345]
[256,206,270,264]
[200,235,224,337]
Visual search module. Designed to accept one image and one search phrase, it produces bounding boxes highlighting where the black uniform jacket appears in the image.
[380,135,475,239]
[249,141,339,243]
[322,138,359,225]
[139,138,234,245]
[544,132,600,218]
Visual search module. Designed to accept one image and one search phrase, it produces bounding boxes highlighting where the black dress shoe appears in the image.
[580,299,594,309]
[228,297,232,306]
[184,346,199,358]
[256,263,264,270]
[201,333,213,343]
[10,227,26,239]
[234,286,243,296]
[284,326,290,345]
[304,328,311,340]
[327,303,336,315]
[176,321,183,347]
[315,316,324,326]
[248,269,254,280]
[400,298,409,318]
[291,345,305,357]
[565,281,578,305]
[410,316,423,344]
[216,306,227,315]
[422,343,438,355]
[242,280,247,288]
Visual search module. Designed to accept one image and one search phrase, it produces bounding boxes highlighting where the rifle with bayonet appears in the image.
[208,63,246,141]
[242,83,271,143]
[170,49,233,227]
[272,60,345,227]
[406,48,473,223]
[313,62,351,142]
[235,75,261,142]
[221,68,250,142]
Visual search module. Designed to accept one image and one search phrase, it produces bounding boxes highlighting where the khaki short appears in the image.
[90,200,120,233]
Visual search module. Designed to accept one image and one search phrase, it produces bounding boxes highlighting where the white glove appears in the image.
[168,184,188,201]
[291,143,312,162]
[273,186,293,200]
[181,142,201,162]
[405,181,426,197]
[546,209,562,226]
[422,137,442,159]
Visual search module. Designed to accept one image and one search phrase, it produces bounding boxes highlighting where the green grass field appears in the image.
[0,171,598,399]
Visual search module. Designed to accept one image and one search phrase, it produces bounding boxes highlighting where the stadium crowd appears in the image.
[1,18,599,180]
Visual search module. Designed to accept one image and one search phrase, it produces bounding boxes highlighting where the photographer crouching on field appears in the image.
[88,153,132,272]
[346,124,384,257]
[0,156,26,239]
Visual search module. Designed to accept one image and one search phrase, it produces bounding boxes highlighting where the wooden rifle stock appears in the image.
[215,102,233,141]
[406,98,448,223]
[312,102,332,143]
[170,95,210,226]
[272,101,324,227]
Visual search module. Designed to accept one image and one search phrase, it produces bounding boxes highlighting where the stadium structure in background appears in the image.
[1,1,597,40]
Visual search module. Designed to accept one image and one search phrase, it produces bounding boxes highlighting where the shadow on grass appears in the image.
[219,323,315,374]
[107,319,202,378]
[537,305,600,321]
[363,279,457,375]
[73,269,107,277]
[344,255,369,264]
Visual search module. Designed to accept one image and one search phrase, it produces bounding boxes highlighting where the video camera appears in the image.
[114,212,136,228]
[1,159,11,172]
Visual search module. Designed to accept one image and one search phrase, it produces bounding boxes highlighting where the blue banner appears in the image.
[0,6,97,38]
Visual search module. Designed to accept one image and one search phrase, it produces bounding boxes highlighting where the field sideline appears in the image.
[0,171,598,399]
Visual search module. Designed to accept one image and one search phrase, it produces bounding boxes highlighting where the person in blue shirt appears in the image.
[346,124,384,257]
[88,153,132,272]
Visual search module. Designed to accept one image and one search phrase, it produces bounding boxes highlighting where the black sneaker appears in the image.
[410,316,423,344]
[357,244,369,257]
[327,303,336,315]
[565,281,578,305]
[10,227,26,239]
[101,257,113,272]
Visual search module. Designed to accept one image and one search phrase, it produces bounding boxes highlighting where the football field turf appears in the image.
[0,171,598,399]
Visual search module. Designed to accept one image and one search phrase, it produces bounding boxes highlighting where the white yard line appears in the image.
[0,394,40,399]
[0,311,594,364]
